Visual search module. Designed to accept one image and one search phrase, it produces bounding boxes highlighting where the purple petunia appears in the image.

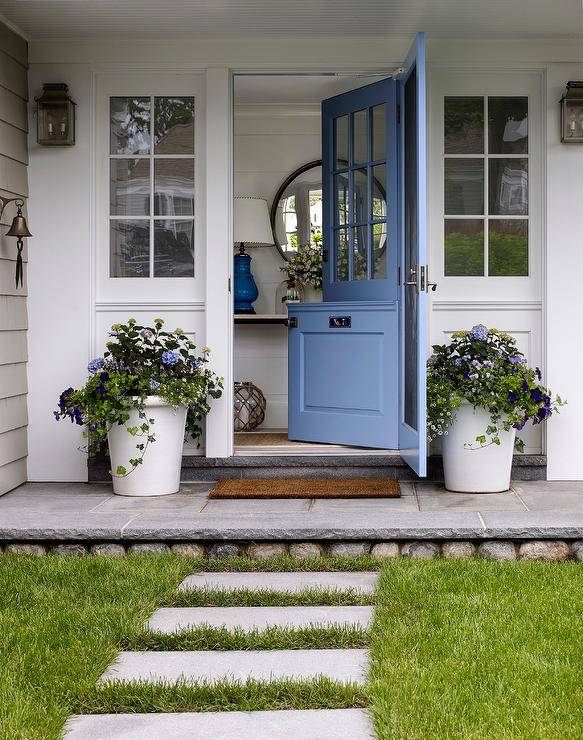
[535,367,542,380]
[508,391,517,404]
[513,416,528,431]
[530,387,544,403]
[87,357,105,374]
[161,350,180,366]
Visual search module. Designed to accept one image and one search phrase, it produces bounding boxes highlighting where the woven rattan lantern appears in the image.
[234,381,266,431]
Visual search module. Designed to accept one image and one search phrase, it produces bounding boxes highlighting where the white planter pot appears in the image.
[107,396,187,496]
[442,402,516,493]
[302,285,323,302]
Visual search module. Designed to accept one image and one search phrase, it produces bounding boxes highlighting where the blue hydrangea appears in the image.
[509,355,526,365]
[150,379,160,391]
[454,357,462,366]
[87,357,105,373]
[468,324,488,342]
[161,350,180,366]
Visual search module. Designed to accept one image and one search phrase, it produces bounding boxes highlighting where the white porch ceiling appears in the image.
[1,0,583,40]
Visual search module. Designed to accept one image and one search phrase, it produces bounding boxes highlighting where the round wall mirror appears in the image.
[270,160,322,261]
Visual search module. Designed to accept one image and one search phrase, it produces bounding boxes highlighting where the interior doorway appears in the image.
[232,73,394,456]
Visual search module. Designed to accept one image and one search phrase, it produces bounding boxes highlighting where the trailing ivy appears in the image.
[53,318,222,476]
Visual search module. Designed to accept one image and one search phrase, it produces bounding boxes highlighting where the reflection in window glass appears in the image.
[353,168,367,223]
[154,220,194,277]
[353,109,368,165]
[444,158,484,215]
[334,174,349,225]
[444,219,484,276]
[335,229,348,281]
[372,164,387,220]
[488,97,528,154]
[110,220,150,277]
[372,104,386,160]
[335,116,348,169]
[372,223,387,279]
[488,158,528,215]
[444,97,484,154]
[110,97,150,155]
[154,159,194,216]
[110,159,150,216]
[489,220,528,276]
[154,97,194,154]
[352,225,368,280]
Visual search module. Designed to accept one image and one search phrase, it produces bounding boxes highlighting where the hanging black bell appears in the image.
[6,201,32,288]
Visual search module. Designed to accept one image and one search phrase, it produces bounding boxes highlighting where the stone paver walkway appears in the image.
[3,481,583,541]
[64,708,373,740]
[65,571,376,739]
[147,605,373,633]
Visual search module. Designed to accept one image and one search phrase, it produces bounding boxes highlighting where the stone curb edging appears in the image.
[0,540,582,562]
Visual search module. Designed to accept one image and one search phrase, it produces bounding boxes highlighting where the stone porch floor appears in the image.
[1,481,582,541]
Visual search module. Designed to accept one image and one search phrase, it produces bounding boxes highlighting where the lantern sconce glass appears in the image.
[35,83,76,146]
[0,197,32,288]
[560,81,583,143]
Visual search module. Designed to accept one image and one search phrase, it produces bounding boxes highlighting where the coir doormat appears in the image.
[209,477,401,499]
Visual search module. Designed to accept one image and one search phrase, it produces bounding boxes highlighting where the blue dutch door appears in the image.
[288,33,427,476]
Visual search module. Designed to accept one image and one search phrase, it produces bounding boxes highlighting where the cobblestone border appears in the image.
[1,540,582,561]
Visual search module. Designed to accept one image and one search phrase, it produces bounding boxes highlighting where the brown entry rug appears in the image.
[210,477,401,499]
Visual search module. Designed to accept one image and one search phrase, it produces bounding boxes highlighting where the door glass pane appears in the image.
[489,219,528,276]
[353,168,368,223]
[444,97,484,154]
[372,164,387,220]
[352,225,368,280]
[154,97,195,154]
[372,223,387,279]
[372,104,386,160]
[154,220,194,277]
[110,220,150,277]
[353,109,368,165]
[334,174,349,225]
[154,159,194,216]
[110,97,151,155]
[488,158,528,215]
[444,158,484,215]
[335,116,348,168]
[488,97,528,154]
[110,159,150,216]
[335,228,348,281]
[444,219,484,276]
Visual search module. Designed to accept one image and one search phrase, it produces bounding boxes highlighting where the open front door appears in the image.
[288,77,399,449]
[398,32,427,476]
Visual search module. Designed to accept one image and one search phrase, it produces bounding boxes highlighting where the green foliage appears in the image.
[427,325,564,449]
[54,319,222,477]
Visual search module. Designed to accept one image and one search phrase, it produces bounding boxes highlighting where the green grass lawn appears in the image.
[0,553,581,740]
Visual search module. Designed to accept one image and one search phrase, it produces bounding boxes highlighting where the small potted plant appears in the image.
[280,236,323,302]
[54,319,222,496]
[427,325,564,492]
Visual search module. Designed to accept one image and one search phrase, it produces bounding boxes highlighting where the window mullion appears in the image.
[150,95,155,279]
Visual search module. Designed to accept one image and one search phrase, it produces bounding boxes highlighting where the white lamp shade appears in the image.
[234,197,274,246]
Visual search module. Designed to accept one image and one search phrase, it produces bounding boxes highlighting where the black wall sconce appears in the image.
[35,83,76,146]
[560,82,583,143]
[0,197,32,288]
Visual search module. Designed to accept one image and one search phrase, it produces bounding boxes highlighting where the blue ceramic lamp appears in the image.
[234,197,274,314]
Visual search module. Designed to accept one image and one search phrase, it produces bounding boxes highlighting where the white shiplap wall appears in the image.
[0,21,28,494]
[234,104,320,429]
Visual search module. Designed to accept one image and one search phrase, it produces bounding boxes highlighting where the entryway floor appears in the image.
[1,481,582,541]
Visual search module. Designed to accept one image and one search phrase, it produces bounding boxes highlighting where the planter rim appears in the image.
[141,395,186,409]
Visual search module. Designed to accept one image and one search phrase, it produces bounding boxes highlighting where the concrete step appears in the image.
[147,605,374,633]
[64,708,375,739]
[179,571,379,595]
[100,649,369,685]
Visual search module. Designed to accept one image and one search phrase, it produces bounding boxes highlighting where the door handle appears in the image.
[403,266,420,292]
[425,266,438,292]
